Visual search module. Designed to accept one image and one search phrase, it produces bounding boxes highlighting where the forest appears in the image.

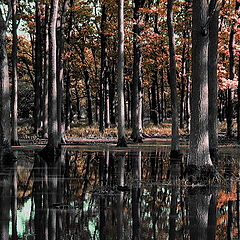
[0,0,239,164]
[1,0,240,239]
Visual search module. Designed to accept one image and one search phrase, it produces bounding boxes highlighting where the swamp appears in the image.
[0,0,240,239]
[1,141,240,239]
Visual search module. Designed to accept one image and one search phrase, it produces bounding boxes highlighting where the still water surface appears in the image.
[1,147,240,239]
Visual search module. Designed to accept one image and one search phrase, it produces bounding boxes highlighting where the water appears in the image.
[1,147,240,239]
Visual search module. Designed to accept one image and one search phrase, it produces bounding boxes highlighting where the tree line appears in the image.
[0,0,239,168]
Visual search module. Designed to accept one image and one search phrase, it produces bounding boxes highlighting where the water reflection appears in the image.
[1,148,240,239]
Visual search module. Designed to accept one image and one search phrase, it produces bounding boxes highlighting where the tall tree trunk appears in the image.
[65,0,73,131]
[185,58,190,132]
[180,36,186,129]
[117,0,127,147]
[227,0,239,137]
[208,0,219,161]
[11,0,19,145]
[43,4,49,139]
[34,1,43,135]
[99,4,107,132]
[167,0,180,155]
[0,9,11,147]
[110,58,116,125]
[48,0,60,148]
[189,0,212,166]
[75,83,81,121]
[160,69,164,122]
[131,0,145,143]
[237,55,240,141]
[150,71,158,125]
[105,67,110,128]
[76,44,93,126]
[57,0,68,143]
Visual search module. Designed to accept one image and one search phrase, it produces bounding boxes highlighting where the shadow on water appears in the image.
[1,147,240,239]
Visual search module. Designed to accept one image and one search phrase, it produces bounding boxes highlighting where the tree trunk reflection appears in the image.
[132,151,141,240]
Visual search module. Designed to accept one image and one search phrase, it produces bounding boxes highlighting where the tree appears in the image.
[99,3,108,132]
[0,4,11,147]
[167,0,180,156]
[11,0,19,145]
[226,0,239,138]
[34,1,43,135]
[42,4,49,139]
[48,0,60,149]
[117,0,127,147]
[131,0,145,143]
[208,0,219,161]
[189,0,212,167]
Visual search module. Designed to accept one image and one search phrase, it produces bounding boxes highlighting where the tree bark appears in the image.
[99,4,107,132]
[117,0,127,147]
[43,4,49,139]
[0,9,11,147]
[131,0,145,143]
[150,71,158,125]
[189,0,212,166]
[57,0,68,143]
[110,58,116,125]
[34,1,43,135]
[227,1,239,137]
[167,0,180,155]
[48,0,60,148]
[65,0,73,131]
[180,34,186,129]
[208,0,219,161]
[11,0,19,145]
[238,55,240,141]
[75,44,93,126]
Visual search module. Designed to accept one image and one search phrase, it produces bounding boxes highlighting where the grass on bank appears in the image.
[17,119,236,139]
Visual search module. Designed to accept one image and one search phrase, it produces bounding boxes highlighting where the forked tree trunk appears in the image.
[167,0,180,155]
[11,0,19,145]
[0,11,11,147]
[117,0,127,147]
[189,0,212,166]
[208,0,219,161]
